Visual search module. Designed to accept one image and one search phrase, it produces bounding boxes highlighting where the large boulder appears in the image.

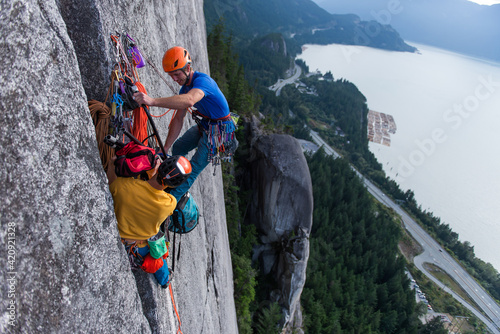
[245,118,313,333]
[0,1,237,333]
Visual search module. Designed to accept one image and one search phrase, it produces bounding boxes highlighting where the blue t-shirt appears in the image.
[180,71,230,120]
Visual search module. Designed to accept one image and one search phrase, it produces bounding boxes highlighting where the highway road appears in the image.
[268,63,302,96]
[270,69,500,332]
[366,178,500,333]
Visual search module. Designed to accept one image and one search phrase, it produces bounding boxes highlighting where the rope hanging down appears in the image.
[169,284,184,334]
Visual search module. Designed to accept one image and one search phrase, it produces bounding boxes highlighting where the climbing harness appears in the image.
[121,239,148,271]
[190,109,239,166]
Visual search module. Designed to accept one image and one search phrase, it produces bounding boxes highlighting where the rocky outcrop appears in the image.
[0,1,237,333]
[260,34,287,57]
[245,118,313,333]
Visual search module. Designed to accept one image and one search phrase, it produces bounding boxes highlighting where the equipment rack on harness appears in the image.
[189,109,239,165]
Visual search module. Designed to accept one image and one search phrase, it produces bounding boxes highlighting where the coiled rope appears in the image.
[89,100,113,171]
[89,77,115,171]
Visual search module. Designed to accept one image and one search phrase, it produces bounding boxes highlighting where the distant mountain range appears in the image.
[313,0,500,62]
[204,0,416,53]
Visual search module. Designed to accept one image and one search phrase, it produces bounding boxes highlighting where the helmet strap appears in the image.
[182,64,193,86]
[156,173,164,186]
[149,173,167,190]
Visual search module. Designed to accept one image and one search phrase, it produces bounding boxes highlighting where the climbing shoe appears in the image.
[161,268,172,289]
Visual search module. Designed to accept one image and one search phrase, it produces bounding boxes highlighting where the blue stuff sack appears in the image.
[168,192,199,234]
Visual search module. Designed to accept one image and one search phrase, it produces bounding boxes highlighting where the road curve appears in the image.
[268,63,302,96]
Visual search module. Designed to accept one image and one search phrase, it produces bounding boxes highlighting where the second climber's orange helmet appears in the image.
[162,46,192,73]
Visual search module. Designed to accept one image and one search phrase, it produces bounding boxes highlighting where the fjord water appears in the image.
[298,43,500,272]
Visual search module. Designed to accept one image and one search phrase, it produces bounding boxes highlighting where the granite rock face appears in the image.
[246,119,313,333]
[0,1,237,333]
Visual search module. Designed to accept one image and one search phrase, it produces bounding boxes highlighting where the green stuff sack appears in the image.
[148,232,168,259]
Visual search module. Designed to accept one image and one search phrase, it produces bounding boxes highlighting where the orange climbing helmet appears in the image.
[157,155,192,188]
[162,46,192,73]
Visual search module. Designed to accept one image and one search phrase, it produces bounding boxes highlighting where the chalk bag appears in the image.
[148,231,168,259]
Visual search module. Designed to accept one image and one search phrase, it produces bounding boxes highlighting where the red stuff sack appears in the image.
[115,142,156,180]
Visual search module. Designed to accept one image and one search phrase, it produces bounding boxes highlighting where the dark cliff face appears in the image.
[260,34,288,56]
[243,118,313,333]
[0,1,237,333]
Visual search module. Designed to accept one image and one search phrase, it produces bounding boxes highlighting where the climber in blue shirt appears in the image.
[134,46,236,200]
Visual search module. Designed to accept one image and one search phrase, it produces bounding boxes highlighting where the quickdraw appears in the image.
[109,32,160,149]
[110,33,141,82]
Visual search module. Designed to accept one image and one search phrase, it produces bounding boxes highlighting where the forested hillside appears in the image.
[304,151,421,333]
[238,33,293,87]
[286,74,369,152]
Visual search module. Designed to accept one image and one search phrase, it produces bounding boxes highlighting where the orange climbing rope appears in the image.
[169,283,184,334]
[131,81,149,145]
[150,108,175,118]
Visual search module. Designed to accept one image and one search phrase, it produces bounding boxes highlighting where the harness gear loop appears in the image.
[120,239,146,270]
[188,109,237,165]
[110,33,138,82]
